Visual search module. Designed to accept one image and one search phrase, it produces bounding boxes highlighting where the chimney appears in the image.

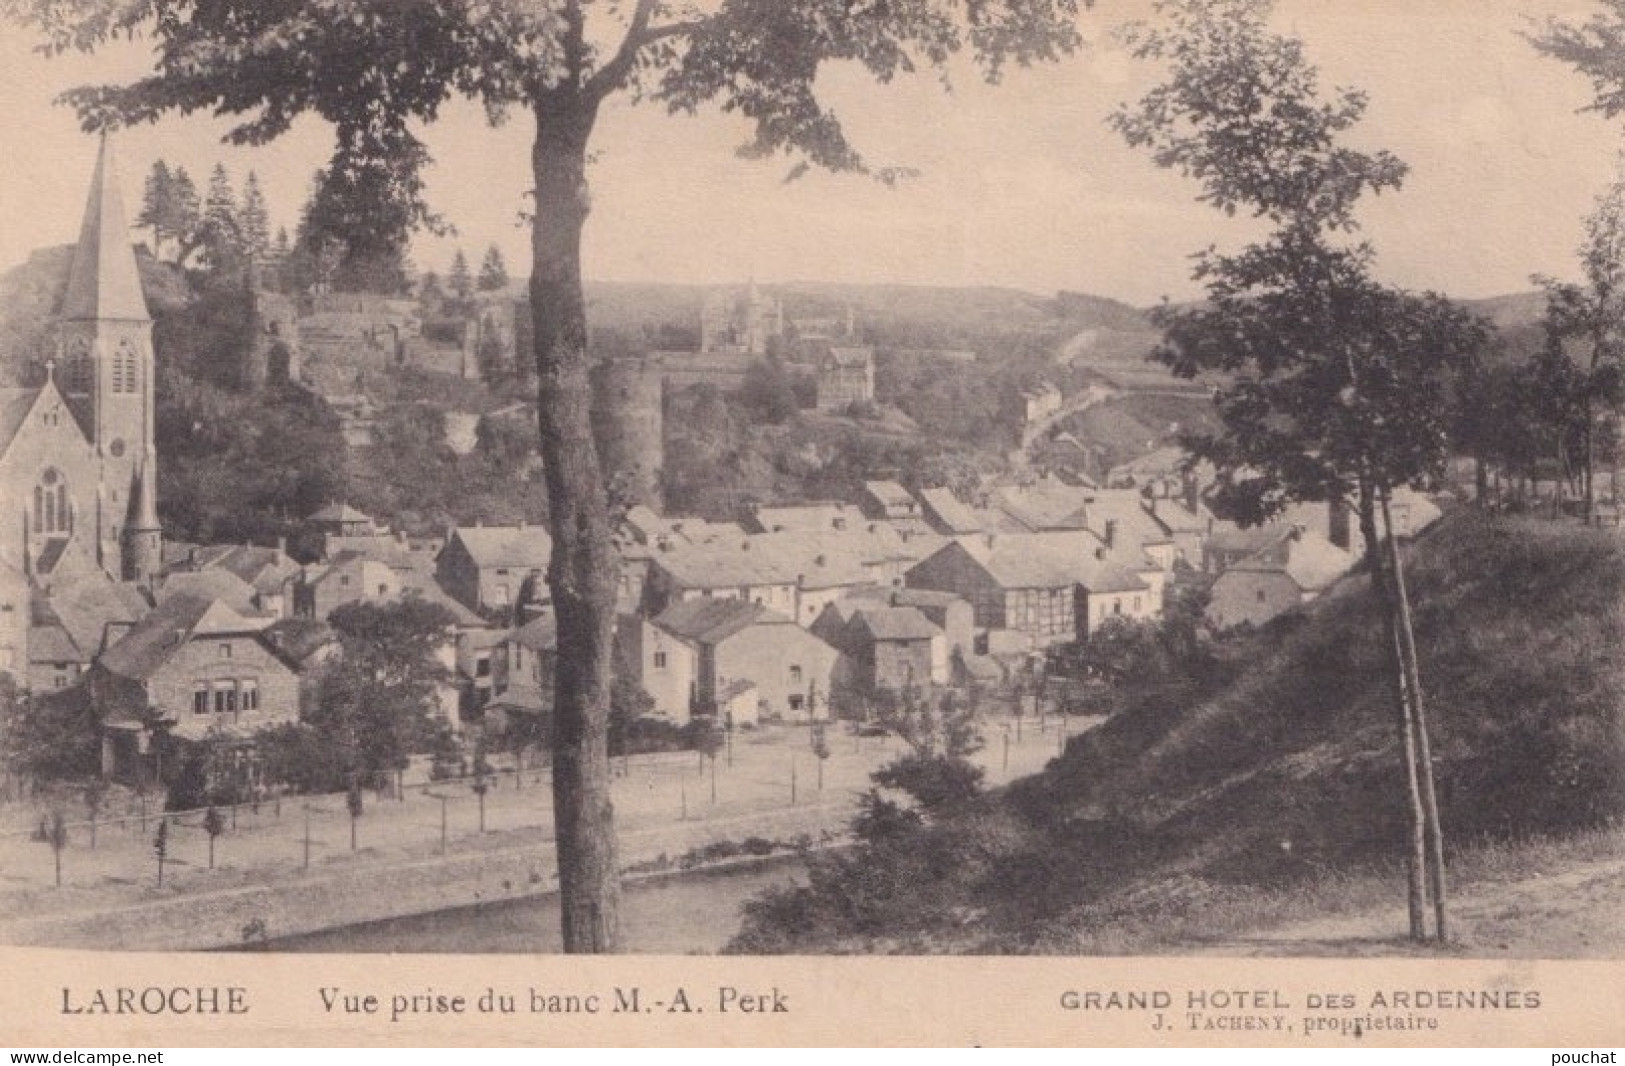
[277,536,288,555]
[1103,519,1118,548]
[1183,472,1199,514]
[518,519,526,530]
[1095,546,1108,561]
[173,627,187,647]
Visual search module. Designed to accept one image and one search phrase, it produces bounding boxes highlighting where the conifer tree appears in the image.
[478,245,509,292]
[239,171,271,266]
[448,249,473,301]
[137,159,174,258]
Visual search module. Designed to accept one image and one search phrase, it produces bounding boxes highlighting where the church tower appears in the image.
[56,134,156,577]
[122,462,162,584]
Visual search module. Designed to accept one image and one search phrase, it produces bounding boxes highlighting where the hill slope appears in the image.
[731,513,1625,954]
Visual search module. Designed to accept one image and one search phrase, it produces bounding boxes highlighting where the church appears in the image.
[0,135,163,687]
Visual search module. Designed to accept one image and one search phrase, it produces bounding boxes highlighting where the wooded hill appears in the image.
[731,511,1625,954]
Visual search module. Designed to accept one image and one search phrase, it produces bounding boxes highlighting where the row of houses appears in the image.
[8,463,1441,786]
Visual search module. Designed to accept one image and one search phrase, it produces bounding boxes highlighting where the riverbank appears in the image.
[255,852,809,954]
[0,715,1089,951]
[0,802,845,951]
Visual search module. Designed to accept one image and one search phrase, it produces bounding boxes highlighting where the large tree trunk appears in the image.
[1357,477,1429,941]
[1379,485,1449,942]
[531,90,622,953]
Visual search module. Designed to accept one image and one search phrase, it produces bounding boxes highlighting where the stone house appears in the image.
[615,613,697,723]
[651,599,838,722]
[436,523,552,615]
[847,606,946,690]
[1205,528,1355,630]
[89,593,299,782]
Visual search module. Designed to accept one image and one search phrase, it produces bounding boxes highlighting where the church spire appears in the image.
[61,133,151,323]
[123,460,162,584]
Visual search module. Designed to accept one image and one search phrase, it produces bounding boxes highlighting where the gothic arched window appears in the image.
[63,338,92,394]
[34,468,71,536]
[114,340,141,394]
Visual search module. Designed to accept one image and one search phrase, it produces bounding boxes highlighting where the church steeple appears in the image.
[56,131,158,582]
[61,133,151,324]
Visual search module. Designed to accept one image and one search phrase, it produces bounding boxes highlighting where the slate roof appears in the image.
[207,545,300,592]
[1230,530,1355,592]
[99,594,266,681]
[1106,445,1192,483]
[748,502,862,533]
[863,480,916,512]
[36,567,150,658]
[920,532,1148,594]
[992,478,1096,532]
[853,606,940,642]
[448,525,552,570]
[0,388,43,452]
[918,487,984,535]
[653,598,791,644]
[1206,523,1294,556]
[159,569,260,615]
[510,611,558,652]
[397,570,488,627]
[652,540,803,589]
[322,533,427,570]
[28,624,81,663]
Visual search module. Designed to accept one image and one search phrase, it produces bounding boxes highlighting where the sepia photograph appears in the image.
[0,0,1621,1048]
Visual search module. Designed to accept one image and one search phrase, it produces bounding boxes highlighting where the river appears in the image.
[257,857,806,954]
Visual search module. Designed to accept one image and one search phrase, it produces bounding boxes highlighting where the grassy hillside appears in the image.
[731,512,1625,954]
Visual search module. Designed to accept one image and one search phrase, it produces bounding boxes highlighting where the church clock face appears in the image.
[108,438,126,458]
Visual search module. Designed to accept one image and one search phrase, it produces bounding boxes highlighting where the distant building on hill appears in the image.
[815,347,875,410]
[701,282,782,355]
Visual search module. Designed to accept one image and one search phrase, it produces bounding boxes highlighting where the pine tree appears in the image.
[200,163,242,275]
[478,245,509,292]
[169,167,202,266]
[448,249,472,300]
[138,160,174,258]
[239,171,271,266]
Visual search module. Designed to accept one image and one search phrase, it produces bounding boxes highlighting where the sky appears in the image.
[0,1,1621,308]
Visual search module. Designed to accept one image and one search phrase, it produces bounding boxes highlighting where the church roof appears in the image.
[0,388,42,452]
[60,136,150,323]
